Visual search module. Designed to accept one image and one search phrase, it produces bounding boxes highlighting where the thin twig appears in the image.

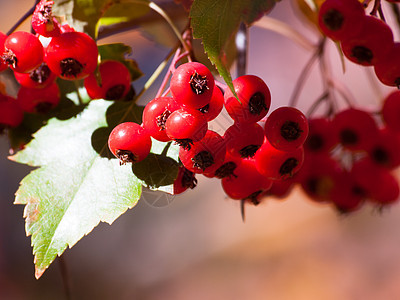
[7,1,38,35]
[58,256,72,300]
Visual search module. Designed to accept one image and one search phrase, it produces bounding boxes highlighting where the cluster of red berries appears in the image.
[108,61,311,205]
[318,0,400,87]
[0,0,132,133]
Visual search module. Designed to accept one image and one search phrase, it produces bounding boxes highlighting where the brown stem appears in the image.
[370,0,381,17]
[58,256,72,300]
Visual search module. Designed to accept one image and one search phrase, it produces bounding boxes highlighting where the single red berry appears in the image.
[341,15,394,66]
[179,130,226,174]
[205,151,243,179]
[16,82,60,113]
[374,43,400,87]
[224,75,271,124]
[173,166,197,195]
[198,85,224,121]
[255,138,304,180]
[0,94,24,130]
[332,108,379,152]
[46,31,98,80]
[3,31,44,73]
[264,106,309,152]
[31,0,61,37]
[142,96,179,142]
[304,117,338,153]
[165,107,208,149]
[108,122,152,164]
[84,60,131,100]
[366,127,400,170]
[382,90,400,131]
[223,122,265,158]
[318,0,365,41]
[170,62,215,109]
[14,62,57,89]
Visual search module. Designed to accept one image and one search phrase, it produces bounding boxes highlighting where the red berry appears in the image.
[179,130,226,174]
[0,32,8,72]
[382,90,400,131]
[84,60,131,100]
[255,139,304,180]
[170,62,214,109]
[304,117,338,153]
[16,82,60,113]
[0,94,24,129]
[46,31,98,80]
[31,0,61,37]
[165,107,208,149]
[366,127,400,170]
[224,75,271,124]
[198,85,224,121]
[318,0,365,41]
[264,106,309,152]
[14,62,57,89]
[173,167,197,195]
[374,43,400,87]
[3,31,44,73]
[108,122,152,164]
[341,16,394,66]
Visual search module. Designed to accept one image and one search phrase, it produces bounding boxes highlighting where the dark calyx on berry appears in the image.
[181,168,198,189]
[116,149,137,165]
[281,121,302,142]
[156,109,171,130]
[239,144,260,158]
[2,49,17,68]
[30,63,51,83]
[106,84,126,100]
[307,134,324,151]
[175,138,194,150]
[351,46,373,64]
[198,103,209,114]
[189,71,209,95]
[279,157,299,177]
[60,58,84,77]
[323,9,344,31]
[191,150,214,171]
[214,161,238,179]
[340,129,358,145]
[372,147,390,165]
[249,92,268,115]
[246,190,263,206]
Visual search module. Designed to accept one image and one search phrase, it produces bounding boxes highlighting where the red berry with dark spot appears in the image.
[304,117,338,153]
[14,62,57,89]
[16,82,60,113]
[31,0,61,37]
[198,85,224,121]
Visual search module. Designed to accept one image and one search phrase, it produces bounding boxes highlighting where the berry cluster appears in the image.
[0,0,133,134]
[318,0,400,87]
[108,61,311,206]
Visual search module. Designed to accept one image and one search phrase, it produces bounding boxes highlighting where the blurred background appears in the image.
[2,1,400,299]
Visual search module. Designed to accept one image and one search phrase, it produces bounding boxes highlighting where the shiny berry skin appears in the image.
[222,158,272,204]
[341,16,394,66]
[374,43,400,87]
[14,62,57,89]
[264,106,309,152]
[165,107,208,149]
[16,82,60,113]
[3,31,44,73]
[170,62,214,109]
[46,31,98,80]
[84,60,131,100]
[332,108,379,152]
[173,167,197,195]
[0,32,8,72]
[198,85,224,121]
[255,139,304,180]
[0,94,24,129]
[31,0,61,37]
[223,122,265,158]
[108,122,152,164]
[382,90,400,131]
[179,130,226,174]
[318,0,365,41]
[304,117,338,153]
[224,75,271,124]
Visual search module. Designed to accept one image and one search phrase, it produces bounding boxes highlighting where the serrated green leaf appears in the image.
[11,100,143,279]
[98,43,143,81]
[190,0,278,93]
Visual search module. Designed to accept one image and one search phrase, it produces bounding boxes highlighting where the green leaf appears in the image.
[11,100,142,279]
[98,43,143,81]
[53,0,150,39]
[190,0,278,93]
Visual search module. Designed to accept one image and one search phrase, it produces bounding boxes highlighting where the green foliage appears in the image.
[190,0,278,93]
